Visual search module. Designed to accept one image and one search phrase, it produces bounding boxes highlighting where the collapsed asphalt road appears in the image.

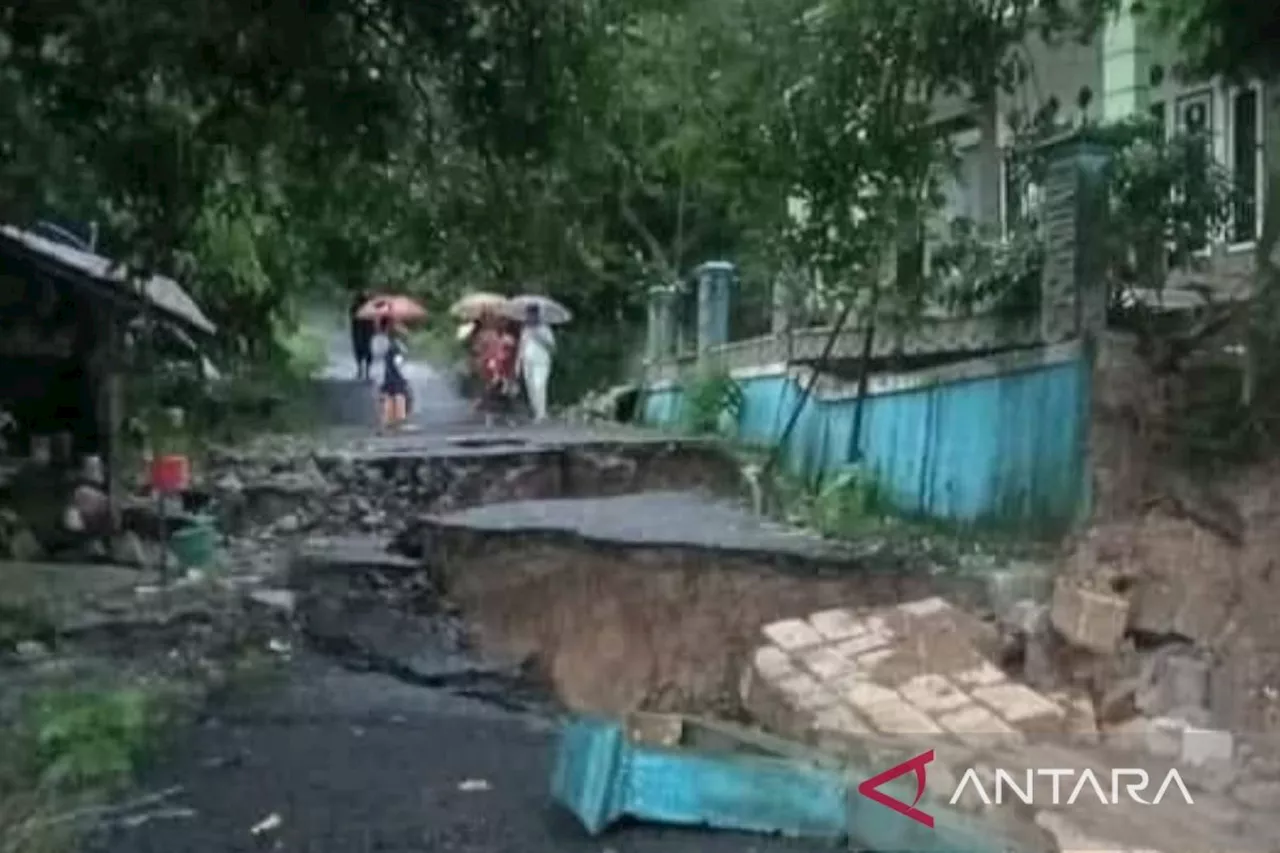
[78,329,831,853]
[82,655,825,853]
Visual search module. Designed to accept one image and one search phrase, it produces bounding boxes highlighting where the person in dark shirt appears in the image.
[379,323,410,431]
[350,290,376,380]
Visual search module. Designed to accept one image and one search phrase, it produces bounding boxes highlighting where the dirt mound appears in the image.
[434,539,950,716]
[1070,333,1280,733]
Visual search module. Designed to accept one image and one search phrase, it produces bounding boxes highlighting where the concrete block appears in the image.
[972,682,1066,732]
[834,676,902,713]
[807,607,864,641]
[742,669,838,739]
[1181,726,1234,768]
[1063,694,1100,745]
[1137,653,1211,716]
[936,704,1024,749]
[1050,578,1129,654]
[796,645,858,681]
[1144,716,1187,759]
[809,704,873,738]
[832,630,893,659]
[774,671,840,712]
[857,648,894,671]
[762,618,825,651]
[898,674,972,714]
[985,561,1055,615]
[751,644,796,680]
[859,697,943,736]
[952,662,1007,688]
[898,596,952,619]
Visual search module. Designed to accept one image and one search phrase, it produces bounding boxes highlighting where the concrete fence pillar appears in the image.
[695,261,736,355]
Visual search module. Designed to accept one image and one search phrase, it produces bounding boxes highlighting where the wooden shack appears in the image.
[0,225,216,496]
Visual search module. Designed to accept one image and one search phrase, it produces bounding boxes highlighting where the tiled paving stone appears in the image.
[741,596,1280,853]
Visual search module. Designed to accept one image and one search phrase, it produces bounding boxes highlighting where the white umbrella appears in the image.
[504,294,572,324]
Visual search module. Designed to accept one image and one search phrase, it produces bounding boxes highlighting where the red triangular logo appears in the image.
[856,749,935,828]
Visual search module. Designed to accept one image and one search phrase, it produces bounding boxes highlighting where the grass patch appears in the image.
[736,443,1054,567]
[0,680,184,853]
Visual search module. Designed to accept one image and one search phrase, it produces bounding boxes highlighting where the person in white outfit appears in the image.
[517,303,555,422]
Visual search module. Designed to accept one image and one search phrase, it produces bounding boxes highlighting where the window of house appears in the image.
[1174,90,1215,252]
[1176,90,1213,139]
[1000,153,1018,237]
[1229,86,1261,245]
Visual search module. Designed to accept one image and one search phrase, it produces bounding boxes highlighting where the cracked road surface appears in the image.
[84,659,826,853]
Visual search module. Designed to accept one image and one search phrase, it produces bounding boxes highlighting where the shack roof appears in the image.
[0,225,216,336]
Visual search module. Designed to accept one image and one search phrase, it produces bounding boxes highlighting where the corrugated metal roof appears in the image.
[0,225,217,335]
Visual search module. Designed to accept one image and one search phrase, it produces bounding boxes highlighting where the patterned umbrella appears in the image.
[356,294,427,323]
[504,294,572,324]
[449,291,510,320]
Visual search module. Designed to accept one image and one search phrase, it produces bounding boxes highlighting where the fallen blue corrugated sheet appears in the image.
[551,715,849,841]
[550,715,1040,852]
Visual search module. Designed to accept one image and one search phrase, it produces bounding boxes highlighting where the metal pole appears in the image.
[761,302,854,483]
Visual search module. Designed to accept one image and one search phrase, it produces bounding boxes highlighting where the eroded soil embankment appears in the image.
[426,532,958,716]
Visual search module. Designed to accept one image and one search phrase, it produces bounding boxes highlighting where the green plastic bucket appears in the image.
[170,518,216,569]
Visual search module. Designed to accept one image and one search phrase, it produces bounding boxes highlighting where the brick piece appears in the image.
[1110,716,1187,758]
[1050,578,1129,654]
[1181,726,1234,767]
[953,662,1007,688]
[899,596,952,619]
[898,674,972,714]
[972,683,1065,731]
[752,645,796,680]
[859,614,888,635]
[936,704,1024,749]
[833,631,892,659]
[762,618,825,651]
[834,677,902,712]
[774,672,840,711]
[857,648,894,671]
[859,698,942,736]
[808,608,865,641]
[810,704,873,737]
[796,645,858,681]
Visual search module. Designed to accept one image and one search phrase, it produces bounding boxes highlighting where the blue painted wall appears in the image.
[641,355,1087,529]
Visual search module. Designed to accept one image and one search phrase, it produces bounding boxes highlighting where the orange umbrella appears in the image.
[357,294,427,323]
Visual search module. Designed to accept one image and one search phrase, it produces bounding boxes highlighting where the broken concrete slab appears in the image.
[212,428,751,529]
[423,491,873,563]
[413,493,941,714]
[1050,578,1129,653]
[287,536,421,584]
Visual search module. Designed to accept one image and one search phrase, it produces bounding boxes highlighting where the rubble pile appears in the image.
[201,433,748,543]
[742,590,1280,853]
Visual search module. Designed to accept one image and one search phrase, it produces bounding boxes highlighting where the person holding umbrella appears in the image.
[379,322,411,430]
[355,294,427,431]
[517,302,556,422]
[350,289,376,380]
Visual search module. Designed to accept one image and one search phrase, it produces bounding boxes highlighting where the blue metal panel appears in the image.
[625,749,849,841]
[551,717,627,834]
[551,716,849,841]
[551,715,1042,853]
[641,387,683,426]
[641,352,1087,528]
